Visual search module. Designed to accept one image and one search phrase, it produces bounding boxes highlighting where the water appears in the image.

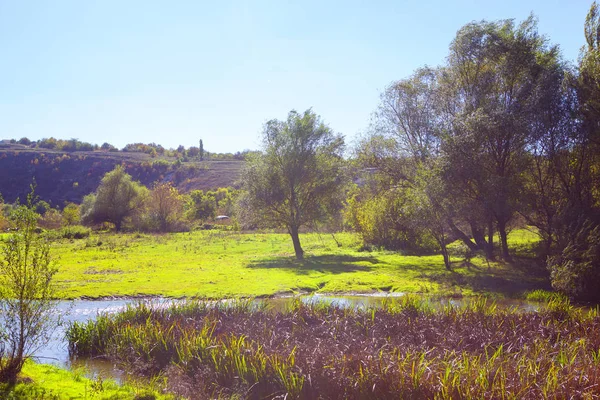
[36,299,138,381]
[33,294,544,381]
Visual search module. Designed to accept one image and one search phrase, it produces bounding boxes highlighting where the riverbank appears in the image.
[1,360,172,399]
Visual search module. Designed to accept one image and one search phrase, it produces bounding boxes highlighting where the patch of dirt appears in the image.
[84,266,124,275]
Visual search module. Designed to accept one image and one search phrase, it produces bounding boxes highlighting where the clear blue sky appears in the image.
[0,0,592,153]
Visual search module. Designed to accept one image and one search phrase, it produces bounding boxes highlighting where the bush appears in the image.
[345,190,437,254]
[38,209,63,230]
[60,225,91,239]
[548,220,600,302]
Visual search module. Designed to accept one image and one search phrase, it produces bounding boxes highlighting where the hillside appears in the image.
[0,143,244,206]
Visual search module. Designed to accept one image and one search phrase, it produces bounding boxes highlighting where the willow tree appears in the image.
[81,165,147,231]
[438,16,565,260]
[239,110,345,260]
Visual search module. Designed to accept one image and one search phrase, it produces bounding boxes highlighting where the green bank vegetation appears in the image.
[0,360,172,400]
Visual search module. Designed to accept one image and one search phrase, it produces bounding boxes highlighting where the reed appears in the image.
[67,297,600,399]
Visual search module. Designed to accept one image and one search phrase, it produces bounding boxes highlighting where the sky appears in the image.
[0,0,593,153]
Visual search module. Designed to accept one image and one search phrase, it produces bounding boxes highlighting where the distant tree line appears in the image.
[9,136,258,161]
[0,169,239,235]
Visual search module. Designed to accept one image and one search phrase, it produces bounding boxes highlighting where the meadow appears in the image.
[50,229,549,299]
[67,296,600,399]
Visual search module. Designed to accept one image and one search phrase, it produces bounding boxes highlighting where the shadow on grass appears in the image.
[247,254,380,275]
[421,258,552,296]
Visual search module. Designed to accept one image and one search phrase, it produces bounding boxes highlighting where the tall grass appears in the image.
[67,298,600,399]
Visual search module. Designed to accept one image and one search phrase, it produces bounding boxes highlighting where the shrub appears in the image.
[60,225,91,239]
[0,202,59,383]
[548,220,600,302]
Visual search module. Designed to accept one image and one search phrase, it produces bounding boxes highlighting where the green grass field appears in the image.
[50,229,549,299]
[1,360,172,399]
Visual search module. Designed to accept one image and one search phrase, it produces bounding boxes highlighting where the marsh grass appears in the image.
[67,297,600,399]
[525,289,568,303]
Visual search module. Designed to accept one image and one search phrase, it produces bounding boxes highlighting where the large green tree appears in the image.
[438,16,564,260]
[545,2,600,301]
[81,165,147,231]
[239,110,345,260]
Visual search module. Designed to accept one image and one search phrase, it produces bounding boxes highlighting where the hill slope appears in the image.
[0,144,243,206]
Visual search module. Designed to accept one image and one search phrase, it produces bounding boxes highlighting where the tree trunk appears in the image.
[289,226,304,260]
[471,222,488,251]
[434,234,452,271]
[497,219,511,261]
[441,244,452,271]
[447,218,478,251]
[115,220,122,232]
[486,218,495,260]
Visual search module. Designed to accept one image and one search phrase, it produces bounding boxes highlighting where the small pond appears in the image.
[36,294,543,381]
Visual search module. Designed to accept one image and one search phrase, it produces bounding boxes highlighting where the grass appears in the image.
[67,297,600,399]
[0,360,172,399]
[47,229,550,299]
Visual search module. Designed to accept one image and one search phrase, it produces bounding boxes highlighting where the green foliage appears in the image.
[80,165,148,231]
[344,186,437,254]
[53,225,91,240]
[61,203,80,226]
[36,137,95,152]
[144,183,185,232]
[0,360,172,399]
[187,190,217,222]
[239,109,346,260]
[122,142,165,155]
[548,220,600,302]
[524,289,567,303]
[0,195,58,383]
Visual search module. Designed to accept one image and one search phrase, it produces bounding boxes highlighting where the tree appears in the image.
[543,2,600,300]
[580,1,600,145]
[0,192,58,383]
[199,139,204,161]
[148,183,184,232]
[187,190,217,222]
[438,16,564,260]
[100,142,115,151]
[62,203,80,226]
[358,67,459,267]
[80,165,147,231]
[548,219,600,302]
[239,109,346,260]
